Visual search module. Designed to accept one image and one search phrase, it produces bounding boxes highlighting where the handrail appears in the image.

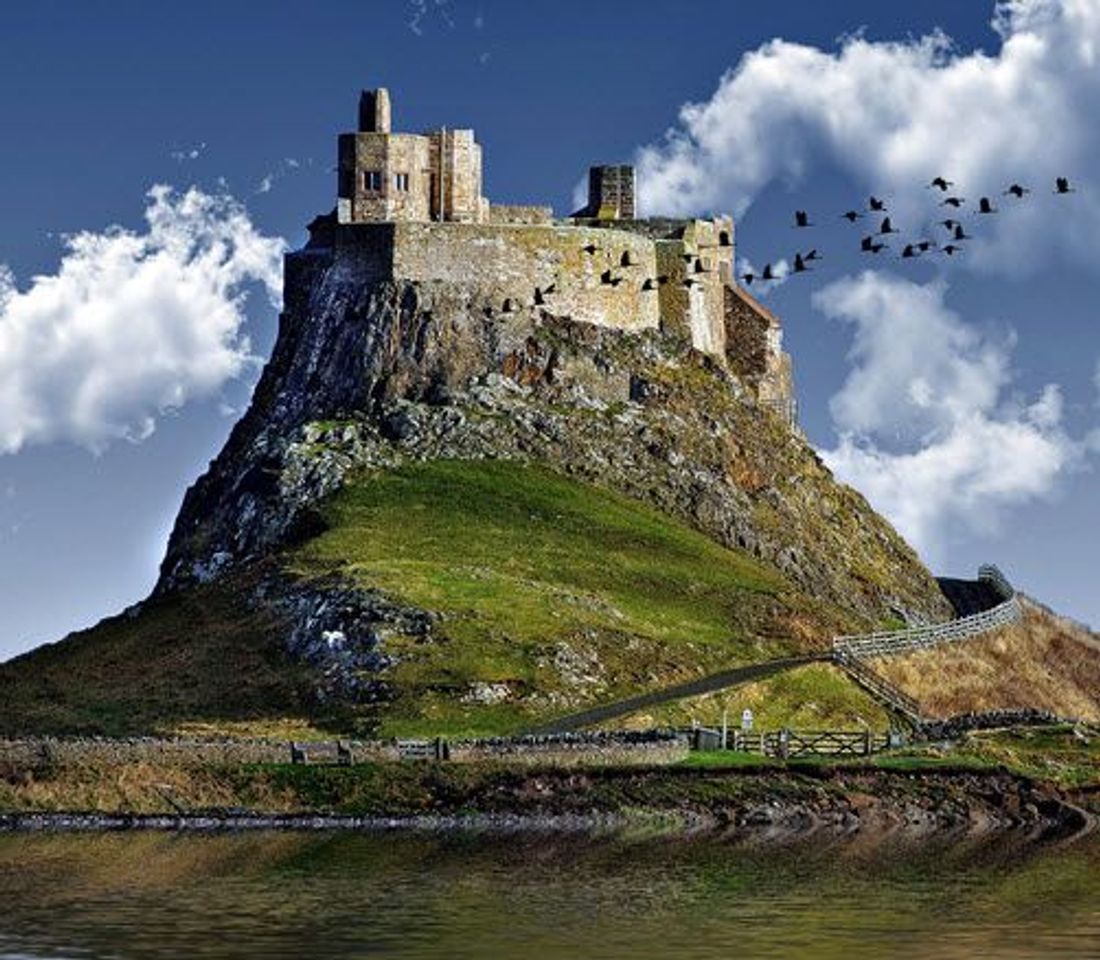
[833,565,1020,660]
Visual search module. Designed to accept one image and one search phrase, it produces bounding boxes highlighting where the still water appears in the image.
[0,828,1096,959]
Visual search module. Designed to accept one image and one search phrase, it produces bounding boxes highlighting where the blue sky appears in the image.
[1,0,1097,660]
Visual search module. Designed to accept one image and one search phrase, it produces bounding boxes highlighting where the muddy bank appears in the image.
[0,761,1093,841]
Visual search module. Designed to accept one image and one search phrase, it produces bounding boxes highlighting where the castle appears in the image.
[296,89,794,419]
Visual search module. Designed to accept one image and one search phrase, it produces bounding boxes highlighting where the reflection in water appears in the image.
[0,829,1096,959]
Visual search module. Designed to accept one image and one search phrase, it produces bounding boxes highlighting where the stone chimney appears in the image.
[358,88,392,133]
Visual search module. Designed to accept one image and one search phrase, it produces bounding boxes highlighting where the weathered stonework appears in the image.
[324,88,793,412]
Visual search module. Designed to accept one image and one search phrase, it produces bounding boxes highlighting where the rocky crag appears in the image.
[127,239,952,717]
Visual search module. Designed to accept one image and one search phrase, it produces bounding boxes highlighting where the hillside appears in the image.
[0,236,997,739]
[873,599,1100,723]
[1,459,870,738]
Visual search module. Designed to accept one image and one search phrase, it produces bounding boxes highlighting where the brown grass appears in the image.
[873,598,1100,721]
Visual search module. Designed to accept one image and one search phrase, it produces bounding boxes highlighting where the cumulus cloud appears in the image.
[0,185,285,454]
[816,271,1082,560]
[636,0,1100,273]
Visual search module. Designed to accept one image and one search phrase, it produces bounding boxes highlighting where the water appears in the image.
[0,829,1096,959]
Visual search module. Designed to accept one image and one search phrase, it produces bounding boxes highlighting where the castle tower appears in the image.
[585,165,635,220]
[358,88,391,133]
[338,88,487,224]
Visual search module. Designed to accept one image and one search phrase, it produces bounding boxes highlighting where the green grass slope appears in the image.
[0,575,317,738]
[1,460,877,738]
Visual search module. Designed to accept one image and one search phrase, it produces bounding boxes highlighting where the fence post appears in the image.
[863,730,872,756]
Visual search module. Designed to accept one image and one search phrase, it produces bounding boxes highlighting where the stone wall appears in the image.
[724,284,794,410]
[489,205,555,225]
[386,221,662,333]
[0,732,689,769]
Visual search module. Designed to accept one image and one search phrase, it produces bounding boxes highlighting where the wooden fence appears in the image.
[695,727,892,758]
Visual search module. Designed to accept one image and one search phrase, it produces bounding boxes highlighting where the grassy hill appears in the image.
[873,599,1100,723]
[0,460,877,739]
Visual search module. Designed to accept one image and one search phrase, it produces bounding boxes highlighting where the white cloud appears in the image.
[816,271,1083,560]
[736,256,791,295]
[0,185,285,454]
[636,0,1100,274]
[170,142,206,162]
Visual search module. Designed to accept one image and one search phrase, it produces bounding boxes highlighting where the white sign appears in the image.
[741,708,754,732]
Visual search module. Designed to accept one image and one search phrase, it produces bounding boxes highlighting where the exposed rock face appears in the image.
[158,254,951,629]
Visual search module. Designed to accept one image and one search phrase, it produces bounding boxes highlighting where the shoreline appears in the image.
[2,763,1095,843]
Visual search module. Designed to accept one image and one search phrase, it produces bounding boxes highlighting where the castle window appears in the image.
[362,170,383,192]
[394,172,410,192]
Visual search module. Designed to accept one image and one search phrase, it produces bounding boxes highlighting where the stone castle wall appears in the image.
[331,221,662,333]
[293,210,792,413]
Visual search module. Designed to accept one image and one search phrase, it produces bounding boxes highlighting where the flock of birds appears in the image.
[739,175,1079,285]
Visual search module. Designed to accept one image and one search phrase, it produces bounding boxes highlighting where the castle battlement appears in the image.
[296,89,793,420]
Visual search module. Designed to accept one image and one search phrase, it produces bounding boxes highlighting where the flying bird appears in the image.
[940,218,961,231]
[901,244,918,259]
[1004,183,1030,199]
[793,253,810,273]
[879,216,899,234]
[761,263,778,281]
[868,196,887,211]
[916,239,937,253]
[582,243,599,255]
[953,224,972,241]
[740,271,755,285]
[942,244,962,256]
[941,196,966,208]
[1055,176,1075,194]
[840,210,863,223]
[861,236,888,254]
[804,248,822,261]
[977,196,997,214]
[794,210,812,228]
[928,176,954,191]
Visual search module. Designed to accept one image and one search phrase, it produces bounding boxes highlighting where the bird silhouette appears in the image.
[1004,183,1030,199]
[942,244,962,256]
[953,224,972,241]
[794,210,812,228]
[582,243,599,255]
[940,218,961,231]
[761,263,778,281]
[740,271,755,285]
[879,216,899,234]
[941,196,966,208]
[1055,176,1075,194]
[861,236,888,254]
[793,253,810,273]
[901,244,918,259]
[841,210,863,223]
[916,239,937,253]
[977,196,997,214]
[928,176,954,191]
[868,196,887,211]
[804,248,822,261]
